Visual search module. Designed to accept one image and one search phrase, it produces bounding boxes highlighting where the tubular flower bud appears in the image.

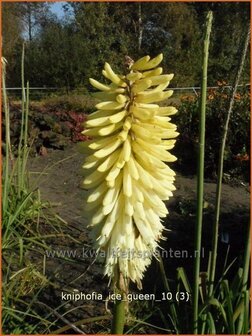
[81,54,178,289]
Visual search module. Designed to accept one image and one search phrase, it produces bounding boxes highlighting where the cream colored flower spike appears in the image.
[81,54,178,289]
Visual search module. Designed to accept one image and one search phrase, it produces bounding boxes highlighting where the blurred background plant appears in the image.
[173,83,250,181]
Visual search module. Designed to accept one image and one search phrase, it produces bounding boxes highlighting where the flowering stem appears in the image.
[85,54,177,333]
[192,11,212,334]
[2,58,10,213]
[111,272,126,334]
[17,43,26,196]
[208,24,250,298]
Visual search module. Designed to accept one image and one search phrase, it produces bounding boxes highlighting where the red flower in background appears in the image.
[69,111,87,142]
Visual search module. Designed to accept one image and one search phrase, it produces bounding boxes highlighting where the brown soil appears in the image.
[28,144,250,334]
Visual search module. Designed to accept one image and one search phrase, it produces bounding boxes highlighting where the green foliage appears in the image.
[43,92,95,113]
[142,3,202,86]
[2,2,250,89]
[17,2,52,41]
[157,254,250,334]
[174,85,250,180]
[2,3,23,81]
[2,48,66,335]
[2,58,46,334]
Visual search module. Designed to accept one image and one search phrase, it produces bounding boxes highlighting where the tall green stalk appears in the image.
[111,271,126,334]
[111,295,126,334]
[17,43,26,195]
[2,57,11,212]
[192,11,212,334]
[21,81,30,186]
[208,24,250,297]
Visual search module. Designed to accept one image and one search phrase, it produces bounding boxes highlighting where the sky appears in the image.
[49,2,67,19]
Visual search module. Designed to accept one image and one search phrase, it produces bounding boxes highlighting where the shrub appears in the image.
[43,93,96,114]
[2,98,91,155]
[173,84,250,181]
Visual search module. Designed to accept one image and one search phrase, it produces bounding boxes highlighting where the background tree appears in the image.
[194,2,250,84]
[2,2,24,83]
[2,2,250,89]
[140,2,202,85]
[18,2,50,41]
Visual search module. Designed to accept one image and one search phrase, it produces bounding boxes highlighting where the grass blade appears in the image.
[221,280,235,333]
[159,257,179,331]
[177,267,192,297]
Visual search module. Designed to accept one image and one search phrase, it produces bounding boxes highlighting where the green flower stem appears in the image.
[111,272,126,334]
[2,58,10,213]
[111,294,126,334]
[193,11,212,334]
[21,81,30,187]
[209,24,250,298]
[17,44,26,195]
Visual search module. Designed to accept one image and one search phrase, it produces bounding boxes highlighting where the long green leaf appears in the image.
[222,280,235,333]
[159,257,179,331]
[243,290,249,334]
[177,267,192,296]
[206,312,216,334]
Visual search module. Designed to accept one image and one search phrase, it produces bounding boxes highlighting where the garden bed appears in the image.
[26,143,249,333]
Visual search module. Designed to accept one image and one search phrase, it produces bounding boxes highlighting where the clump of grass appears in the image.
[2,46,67,334]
